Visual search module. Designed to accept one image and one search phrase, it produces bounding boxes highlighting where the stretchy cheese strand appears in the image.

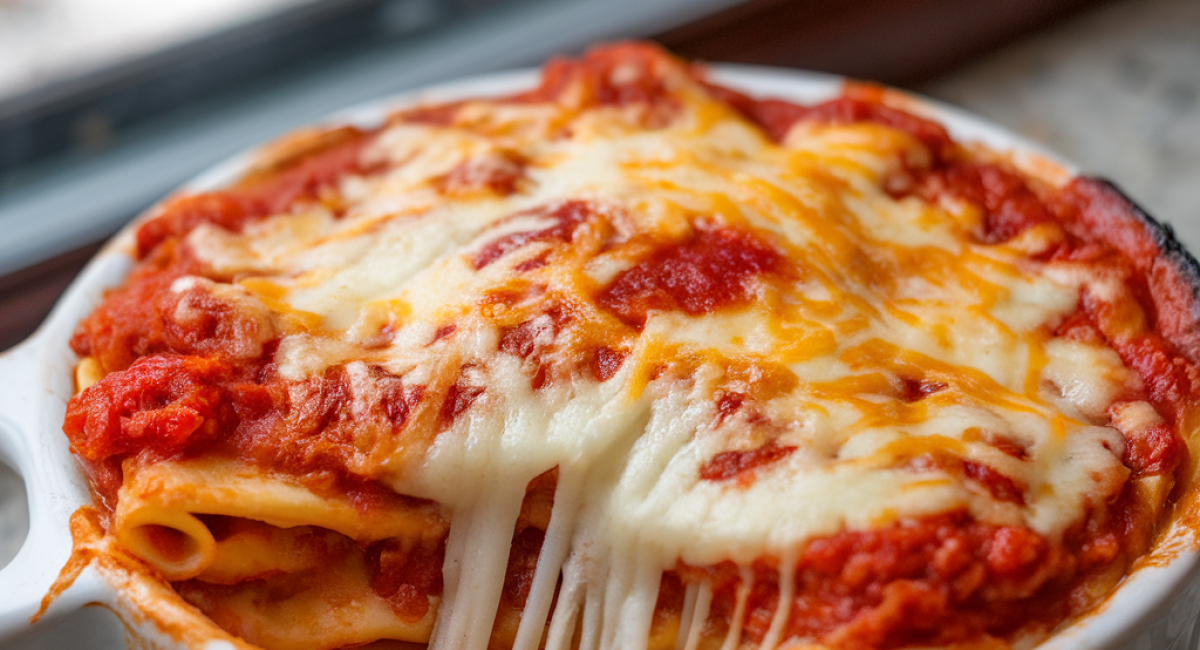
[511,470,585,650]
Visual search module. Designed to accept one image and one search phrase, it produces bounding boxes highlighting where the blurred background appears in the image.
[0,0,1198,644]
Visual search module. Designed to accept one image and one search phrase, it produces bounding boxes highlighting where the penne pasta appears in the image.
[57,42,1200,650]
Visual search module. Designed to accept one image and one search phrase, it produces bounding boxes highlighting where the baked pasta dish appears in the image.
[59,43,1200,650]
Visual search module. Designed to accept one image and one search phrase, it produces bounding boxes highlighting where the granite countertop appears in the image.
[0,0,1198,641]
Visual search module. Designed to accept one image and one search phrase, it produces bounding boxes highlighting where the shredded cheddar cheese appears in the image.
[62,43,1198,650]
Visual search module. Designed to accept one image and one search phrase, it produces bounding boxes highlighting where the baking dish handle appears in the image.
[0,337,104,641]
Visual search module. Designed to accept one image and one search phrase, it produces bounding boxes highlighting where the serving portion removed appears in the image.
[52,42,1200,650]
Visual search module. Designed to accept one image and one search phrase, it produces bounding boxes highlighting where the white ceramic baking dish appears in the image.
[0,65,1198,650]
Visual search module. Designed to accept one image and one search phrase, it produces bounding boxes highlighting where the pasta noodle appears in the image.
[112,457,444,580]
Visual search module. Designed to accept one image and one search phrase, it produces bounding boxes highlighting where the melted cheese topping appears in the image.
[181,65,1141,650]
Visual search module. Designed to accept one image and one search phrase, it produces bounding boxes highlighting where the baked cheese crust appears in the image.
[62,43,1200,650]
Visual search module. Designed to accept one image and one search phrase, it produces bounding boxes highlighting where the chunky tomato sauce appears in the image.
[63,43,1200,649]
[676,509,1125,650]
[597,224,786,329]
[367,536,446,621]
[919,162,1053,244]
[135,127,375,259]
[519,41,679,109]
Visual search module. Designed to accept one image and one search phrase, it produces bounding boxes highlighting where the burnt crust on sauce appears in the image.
[1083,176,1200,361]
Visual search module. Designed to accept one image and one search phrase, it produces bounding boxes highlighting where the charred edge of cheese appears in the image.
[1093,178,1200,346]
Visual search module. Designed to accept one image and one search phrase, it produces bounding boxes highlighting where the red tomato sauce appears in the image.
[135,127,375,259]
[367,536,446,621]
[918,162,1053,243]
[596,224,786,329]
[70,242,207,372]
[1052,179,1200,427]
[474,201,595,269]
[589,345,627,382]
[681,510,1124,649]
[699,442,797,485]
[62,43,1200,648]
[495,302,595,389]
[898,376,948,402]
[518,41,678,108]
[64,354,232,462]
[63,354,439,512]
[707,82,954,161]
